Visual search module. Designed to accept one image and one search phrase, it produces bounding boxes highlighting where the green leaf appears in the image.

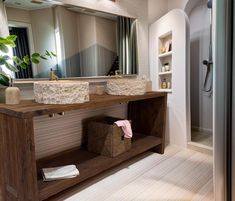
[4,62,19,72]
[0,36,17,47]
[1,55,10,61]
[51,51,57,57]
[2,38,16,47]
[0,43,9,53]
[0,58,5,65]
[4,40,16,48]
[31,57,40,64]
[20,62,27,69]
[0,73,10,87]
[12,56,21,64]
[40,55,47,60]
[45,50,52,59]
[32,53,40,58]
[0,37,6,43]
[6,35,17,41]
[23,55,30,65]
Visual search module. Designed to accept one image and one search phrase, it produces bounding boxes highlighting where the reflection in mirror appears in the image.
[4,0,138,79]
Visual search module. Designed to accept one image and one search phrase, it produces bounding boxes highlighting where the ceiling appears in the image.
[67,6,118,21]
[5,0,57,10]
[4,0,117,21]
[5,0,118,20]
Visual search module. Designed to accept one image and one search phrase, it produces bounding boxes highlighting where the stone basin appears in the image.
[106,78,147,96]
[34,81,89,104]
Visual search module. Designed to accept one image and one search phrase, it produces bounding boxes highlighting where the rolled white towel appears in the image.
[42,165,79,181]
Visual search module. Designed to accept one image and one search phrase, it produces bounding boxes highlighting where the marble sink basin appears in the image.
[34,81,89,104]
[106,78,147,96]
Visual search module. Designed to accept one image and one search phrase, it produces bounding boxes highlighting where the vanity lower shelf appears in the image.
[37,133,162,200]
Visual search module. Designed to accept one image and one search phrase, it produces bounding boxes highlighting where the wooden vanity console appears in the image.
[0,92,167,201]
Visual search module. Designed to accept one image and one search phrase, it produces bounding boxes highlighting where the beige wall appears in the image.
[58,0,149,77]
[5,7,57,77]
[148,0,168,24]
[96,17,117,52]
[78,13,117,52]
[0,2,8,36]
[78,13,96,51]
[54,7,117,77]
[55,6,117,55]
[6,7,31,23]
[30,8,57,75]
[148,0,194,25]
[167,0,189,11]
[55,6,79,59]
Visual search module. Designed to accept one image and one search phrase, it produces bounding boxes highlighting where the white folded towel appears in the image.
[42,165,79,181]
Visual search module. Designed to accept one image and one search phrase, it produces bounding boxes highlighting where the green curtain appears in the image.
[118,16,138,75]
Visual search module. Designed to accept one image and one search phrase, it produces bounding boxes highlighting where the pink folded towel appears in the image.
[114,120,133,139]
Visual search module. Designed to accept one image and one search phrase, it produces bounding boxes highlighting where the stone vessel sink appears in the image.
[34,81,89,104]
[106,78,147,96]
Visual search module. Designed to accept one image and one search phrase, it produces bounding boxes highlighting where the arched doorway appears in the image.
[185,0,213,150]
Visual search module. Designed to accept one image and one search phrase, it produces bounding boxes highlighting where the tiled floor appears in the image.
[191,130,213,147]
[49,146,213,201]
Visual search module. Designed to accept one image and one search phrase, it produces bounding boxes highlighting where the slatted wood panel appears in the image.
[48,146,213,201]
[34,104,127,159]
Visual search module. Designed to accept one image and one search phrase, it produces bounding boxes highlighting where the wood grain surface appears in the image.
[0,114,38,201]
[0,92,166,119]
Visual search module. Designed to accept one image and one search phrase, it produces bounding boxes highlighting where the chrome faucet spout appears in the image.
[49,68,59,81]
[115,70,123,78]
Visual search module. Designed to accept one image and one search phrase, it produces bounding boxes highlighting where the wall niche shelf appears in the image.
[157,89,172,93]
[158,71,172,76]
[158,31,172,92]
[0,92,167,201]
[158,51,172,58]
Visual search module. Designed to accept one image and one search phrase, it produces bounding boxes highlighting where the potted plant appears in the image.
[0,35,56,104]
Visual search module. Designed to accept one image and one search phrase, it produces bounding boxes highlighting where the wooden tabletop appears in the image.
[0,92,166,119]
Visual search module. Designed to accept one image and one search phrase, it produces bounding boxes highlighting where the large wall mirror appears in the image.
[4,0,138,79]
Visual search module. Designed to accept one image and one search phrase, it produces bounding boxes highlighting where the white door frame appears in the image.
[8,20,38,76]
[213,0,232,200]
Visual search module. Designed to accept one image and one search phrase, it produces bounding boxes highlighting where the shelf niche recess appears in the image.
[158,31,172,92]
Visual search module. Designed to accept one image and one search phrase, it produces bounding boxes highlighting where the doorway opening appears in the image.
[187,0,213,152]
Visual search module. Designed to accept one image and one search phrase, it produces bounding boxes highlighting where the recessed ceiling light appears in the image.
[31,0,43,4]
[14,2,21,5]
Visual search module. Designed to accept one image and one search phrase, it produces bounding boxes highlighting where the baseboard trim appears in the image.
[187,142,213,155]
[191,126,213,135]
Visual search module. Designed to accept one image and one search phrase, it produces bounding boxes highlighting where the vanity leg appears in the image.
[128,94,167,154]
[151,95,167,154]
[0,114,39,201]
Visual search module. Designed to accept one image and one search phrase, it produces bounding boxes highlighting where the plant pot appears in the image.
[5,86,21,105]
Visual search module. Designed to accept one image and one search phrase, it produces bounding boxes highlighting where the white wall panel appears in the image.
[149,9,190,147]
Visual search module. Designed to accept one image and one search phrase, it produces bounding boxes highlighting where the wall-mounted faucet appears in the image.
[49,68,59,81]
[115,70,123,78]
